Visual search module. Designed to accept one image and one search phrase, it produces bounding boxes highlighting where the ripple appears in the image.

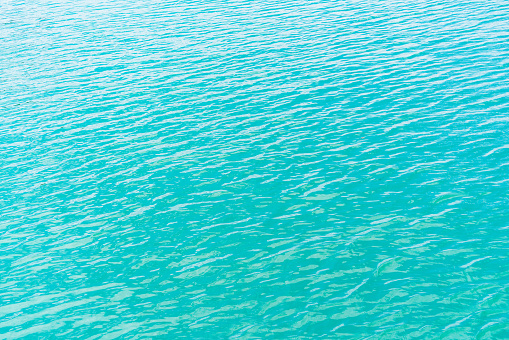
[1,0,509,338]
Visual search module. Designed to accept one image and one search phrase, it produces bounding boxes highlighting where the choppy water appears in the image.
[1,0,509,338]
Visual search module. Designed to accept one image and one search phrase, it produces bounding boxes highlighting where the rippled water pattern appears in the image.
[1,0,509,338]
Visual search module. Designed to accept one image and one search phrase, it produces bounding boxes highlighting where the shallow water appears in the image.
[1,0,509,338]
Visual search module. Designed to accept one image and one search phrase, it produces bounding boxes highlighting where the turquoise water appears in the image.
[1,0,509,338]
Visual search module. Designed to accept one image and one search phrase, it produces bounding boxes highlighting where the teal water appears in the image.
[1,0,509,338]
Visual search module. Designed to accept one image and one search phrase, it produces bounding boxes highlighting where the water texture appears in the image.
[1,0,509,338]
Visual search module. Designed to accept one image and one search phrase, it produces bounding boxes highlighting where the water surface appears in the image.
[1,0,509,338]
